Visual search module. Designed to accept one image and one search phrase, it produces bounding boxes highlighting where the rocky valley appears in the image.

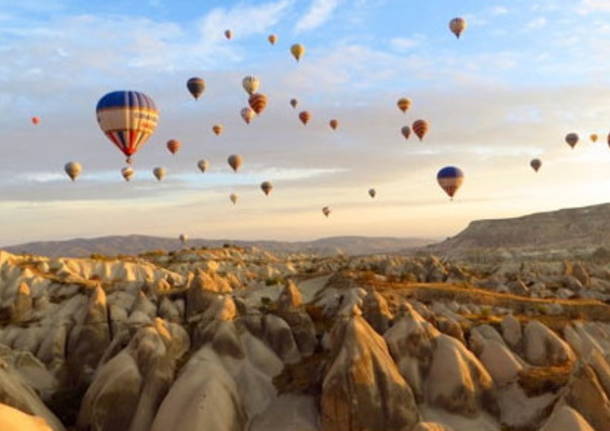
[0,236,609,430]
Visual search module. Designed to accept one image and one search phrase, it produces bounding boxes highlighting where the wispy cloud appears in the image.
[389,35,424,52]
[296,0,342,33]
[526,17,547,29]
[578,0,610,13]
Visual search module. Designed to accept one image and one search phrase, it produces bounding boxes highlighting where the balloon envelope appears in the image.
[261,181,273,195]
[31,116,40,125]
[228,154,243,172]
[299,111,310,125]
[186,77,205,99]
[64,162,82,181]
[290,98,298,109]
[230,193,238,204]
[369,188,376,198]
[530,159,542,172]
[322,206,331,217]
[329,119,338,130]
[401,126,411,140]
[449,17,467,38]
[197,160,209,173]
[248,93,268,115]
[96,91,159,164]
[565,133,579,149]
[412,120,429,141]
[212,124,223,136]
[225,29,232,39]
[291,44,305,61]
[167,139,181,155]
[121,166,134,182]
[437,166,464,199]
[268,34,277,45]
[153,167,166,181]
[397,98,411,113]
[241,107,255,124]
[242,76,260,95]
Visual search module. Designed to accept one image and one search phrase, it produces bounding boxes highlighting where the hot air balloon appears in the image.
[242,76,260,95]
[179,234,188,245]
[290,98,298,109]
[261,181,273,196]
[449,17,467,39]
[230,193,238,205]
[369,188,376,198]
[121,166,134,182]
[437,166,464,200]
[329,119,339,130]
[186,77,205,100]
[322,206,331,218]
[241,107,255,124]
[197,160,209,173]
[530,159,542,172]
[248,93,268,115]
[212,124,223,136]
[412,120,429,141]
[299,111,311,125]
[268,34,277,45]
[401,126,411,140]
[153,167,166,181]
[228,154,242,172]
[565,133,579,149]
[590,133,598,143]
[167,139,181,155]
[290,43,305,62]
[31,117,40,125]
[96,91,159,164]
[225,29,232,40]
[64,162,82,181]
[397,98,411,113]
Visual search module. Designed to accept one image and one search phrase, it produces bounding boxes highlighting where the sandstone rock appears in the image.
[523,321,575,366]
[361,289,394,335]
[321,312,419,431]
[501,315,521,349]
[565,363,610,431]
[426,334,495,417]
[540,404,595,431]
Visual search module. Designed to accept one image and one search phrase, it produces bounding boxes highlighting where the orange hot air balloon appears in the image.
[228,154,243,172]
[290,98,298,109]
[530,158,542,172]
[397,98,411,113]
[401,126,411,140]
[449,17,467,39]
[248,93,268,115]
[565,133,579,149]
[241,107,255,124]
[329,119,339,130]
[167,139,181,155]
[590,133,598,143]
[322,206,331,218]
[299,111,311,125]
[31,116,40,125]
[224,29,232,40]
[268,34,277,45]
[212,124,223,136]
[412,120,429,141]
[260,181,273,196]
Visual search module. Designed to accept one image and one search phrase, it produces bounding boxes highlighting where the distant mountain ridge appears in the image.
[425,202,610,255]
[2,235,433,257]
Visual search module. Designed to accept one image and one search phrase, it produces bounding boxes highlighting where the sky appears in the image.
[2,0,610,245]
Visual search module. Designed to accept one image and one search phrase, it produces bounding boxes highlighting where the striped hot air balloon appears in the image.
[186,77,205,99]
[397,98,411,113]
[248,93,268,115]
[412,120,429,141]
[437,166,464,200]
[96,91,159,164]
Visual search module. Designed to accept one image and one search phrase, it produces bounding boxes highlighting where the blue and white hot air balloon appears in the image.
[437,166,464,200]
[96,91,159,164]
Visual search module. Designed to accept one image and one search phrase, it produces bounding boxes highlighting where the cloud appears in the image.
[490,6,509,15]
[389,36,424,52]
[527,17,547,29]
[578,0,610,13]
[295,0,342,32]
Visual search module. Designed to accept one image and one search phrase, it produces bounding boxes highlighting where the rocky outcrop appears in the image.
[523,321,575,367]
[321,307,419,431]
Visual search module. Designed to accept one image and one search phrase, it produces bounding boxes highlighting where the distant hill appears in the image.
[2,235,434,258]
[424,202,610,257]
